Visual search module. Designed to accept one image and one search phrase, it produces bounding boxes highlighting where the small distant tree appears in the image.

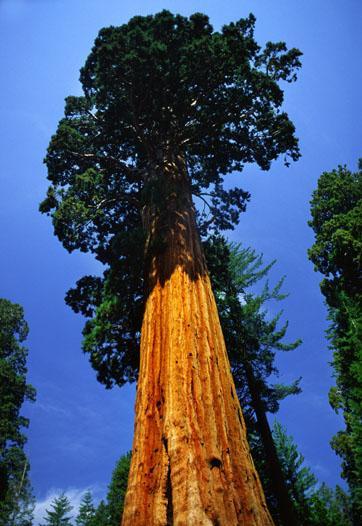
[40,493,73,526]
[0,298,36,526]
[76,491,95,526]
[82,452,131,526]
[90,500,109,526]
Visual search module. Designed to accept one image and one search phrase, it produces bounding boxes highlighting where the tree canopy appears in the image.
[40,10,302,388]
[308,161,361,300]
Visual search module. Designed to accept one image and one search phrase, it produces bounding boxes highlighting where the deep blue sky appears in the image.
[0,0,360,521]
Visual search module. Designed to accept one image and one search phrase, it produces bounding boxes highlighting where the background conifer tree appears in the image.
[308,484,352,526]
[90,500,109,526]
[308,160,362,519]
[272,422,317,523]
[76,491,95,526]
[205,237,301,525]
[106,452,131,526]
[40,493,73,526]
[272,422,353,526]
[87,452,131,525]
[0,299,36,526]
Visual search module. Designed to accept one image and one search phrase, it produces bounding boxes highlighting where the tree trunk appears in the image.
[243,361,299,526]
[122,155,274,525]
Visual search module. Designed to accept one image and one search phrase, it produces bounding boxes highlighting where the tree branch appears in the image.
[69,151,141,180]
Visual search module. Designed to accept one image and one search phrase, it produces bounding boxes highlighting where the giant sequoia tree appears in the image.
[41,11,301,525]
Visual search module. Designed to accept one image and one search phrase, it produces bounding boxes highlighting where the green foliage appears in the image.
[204,236,301,524]
[308,163,361,293]
[308,484,353,526]
[272,422,353,526]
[308,160,362,517]
[272,421,316,522]
[0,299,36,526]
[76,491,95,526]
[40,493,73,526]
[106,451,131,525]
[94,431,353,526]
[89,500,109,526]
[204,236,302,420]
[85,451,130,525]
[40,10,301,388]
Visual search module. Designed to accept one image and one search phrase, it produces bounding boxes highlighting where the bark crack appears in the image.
[162,436,173,525]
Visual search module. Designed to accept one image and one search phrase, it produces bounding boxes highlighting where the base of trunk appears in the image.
[122,266,274,526]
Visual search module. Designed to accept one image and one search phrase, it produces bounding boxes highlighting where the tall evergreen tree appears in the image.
[308,160,362,519]
[40,493,73,526]
[272,422,353,526]
[272,422,316,523]
[0,299,36,526]
[40,10,302,523]
[205,237,301,525]
[76,491,95,526]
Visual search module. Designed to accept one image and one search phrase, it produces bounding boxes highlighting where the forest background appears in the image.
[0,0,360,523]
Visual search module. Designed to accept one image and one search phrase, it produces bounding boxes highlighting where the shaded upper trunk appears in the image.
[140,153,206,288]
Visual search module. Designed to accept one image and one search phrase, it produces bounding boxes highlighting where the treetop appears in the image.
[40,10,302,258]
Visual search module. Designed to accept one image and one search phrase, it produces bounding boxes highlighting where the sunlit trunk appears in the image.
[122,156,274,525]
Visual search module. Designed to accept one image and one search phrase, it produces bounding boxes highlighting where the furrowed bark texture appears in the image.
[122,158,274,526]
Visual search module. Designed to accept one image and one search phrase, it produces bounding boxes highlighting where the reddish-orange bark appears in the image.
[121,159,274,525]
